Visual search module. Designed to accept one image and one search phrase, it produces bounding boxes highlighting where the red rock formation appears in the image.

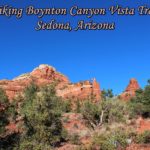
[120,78,140,101]
[62,113,91,145]
[57,78,101,102]
[57,144,79,150]
[6,122,19,134]
[0,65,69,101]
[136,117,150,134]
[126,144,150,150]
[0,64,101,102]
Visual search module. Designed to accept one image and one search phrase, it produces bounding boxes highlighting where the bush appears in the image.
[81,100,101,129]
[0,88,9,105]
[81,99,128,129]
[69,133,81,145]
[60,100,72,113]
[135,131,150,144]
[75,100,81,113]
[92,129,129,150]
[102,99,128,124]
[0,88,12,135]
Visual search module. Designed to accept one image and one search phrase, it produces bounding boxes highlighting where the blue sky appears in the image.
[0,0,150,94]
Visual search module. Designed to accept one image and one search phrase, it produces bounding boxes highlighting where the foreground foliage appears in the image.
[15,84,67,150]
[0,88,17,150]
[129,80,150,118]
[81,99,128,129]
[0,80,150,150]
[92,129,130,150]
[135,130,150,144]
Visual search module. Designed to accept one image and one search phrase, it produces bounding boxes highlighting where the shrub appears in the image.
[81,99,128,129]
[75,100,81,113]
[135,131,150,144]
[0,88,9,105]
[92,129,129,150]
[69,133,81,145]
[81,100,101,129]
[60,100,72,113]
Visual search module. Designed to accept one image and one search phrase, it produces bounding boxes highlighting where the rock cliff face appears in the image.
[0,64,101,102]
[0,65,69,101]
[120,78,140,101]
[57,78,101,102]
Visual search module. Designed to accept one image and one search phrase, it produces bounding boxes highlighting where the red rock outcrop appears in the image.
[0,64,101,102]
[126,144,150,150]
[57,78,101,102]
[136,117,150,134]
[57,144,79,150]
[120,78,140,101]
[62,113,91,144]
[0,65,69,101]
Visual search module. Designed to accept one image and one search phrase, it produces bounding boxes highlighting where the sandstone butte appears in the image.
[120,78,140,101]
[0,64,101,102]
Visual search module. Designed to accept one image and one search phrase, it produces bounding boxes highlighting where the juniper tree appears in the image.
[17,83,67,150]
[129,80,150,118]
[0,88,18,150]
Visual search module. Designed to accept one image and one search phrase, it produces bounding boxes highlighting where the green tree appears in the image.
[142,83,150,117]
[81,99,128,129]
[0,88,9,136]
[0,88,18,150]
[92,129,129,150]
[129,80,150,118]
[81,100,101,129]
[101,89,114,100]
[16,84,67,150]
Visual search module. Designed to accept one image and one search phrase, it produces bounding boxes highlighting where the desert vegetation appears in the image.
[0,80,150,150]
